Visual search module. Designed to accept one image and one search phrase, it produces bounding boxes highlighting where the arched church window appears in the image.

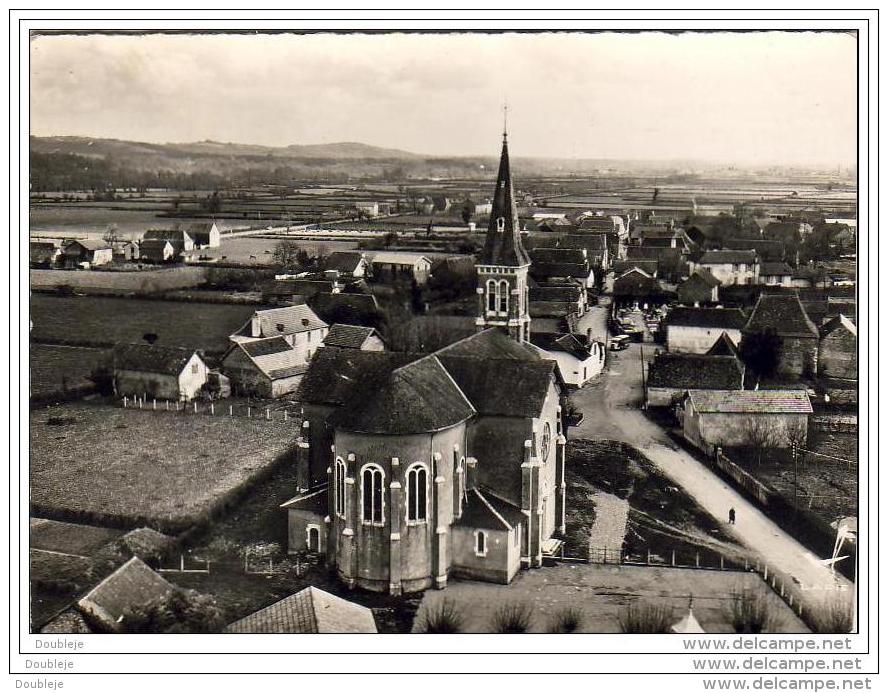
[406,463,428,523]
[486,279,498,314]
[498,280,509,313]
[475,530,487,556]
[361,464,385,525]
[334,457,347,519]
[496,216,505,232]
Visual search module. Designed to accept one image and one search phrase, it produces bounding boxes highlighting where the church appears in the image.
[282,130,567,594]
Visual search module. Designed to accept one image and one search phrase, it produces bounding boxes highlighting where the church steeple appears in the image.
[475,121,532,343]
[479,123,530,267]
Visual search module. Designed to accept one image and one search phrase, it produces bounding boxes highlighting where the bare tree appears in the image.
[102,224,122,246]
[272,240,301,269]
[741,416,777,466]
[785,419,808,452]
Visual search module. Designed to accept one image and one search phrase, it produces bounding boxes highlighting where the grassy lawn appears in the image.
[30,294,258,356]
[414,564,809,633]
[29,404,298,534]
[566,439,742,562]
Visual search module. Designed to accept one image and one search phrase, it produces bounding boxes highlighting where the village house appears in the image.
[662,307,746,353]
[530,257,596,289]
[138,239,176,264]
[818,315,857,380]
[187,221,222,248]
[638,226,695,254]
[281,133,566,594]
[743,293,819,379]
[112,239,140,262]
[680,389,813,455]
[142,228,195,255]
[723,237,788,264]
[693,249,759,286]
[645,352,745,408]
[111,343,210,401]
[676,269,721,305]
[529,331,605,387]
[230,304,329,366]
[61,239,114,268]
[757,262,794,287]
[613,258,659,278]
[29,240,62,268]
[528,281,587,319]
[309,292,383,328]
[355,200,380,218]
[221,336,309,398]
[263,277,340,305]
[559,233,610,272]
[324,251,370,278]
[367,252,433,285]
[322,324,385,351]
[612,267,666,306]
[626,246,686,283]
[225,586,377,634]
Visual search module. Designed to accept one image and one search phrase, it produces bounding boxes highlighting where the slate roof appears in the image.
[324,251,367,273]
[686,389,812,414]
[663,307,746,330]
[759,262,794,276]
[225,586,377,634]
[614,259,659,276]
[529,284,583,303]
[706,332,741,359]
[530,261,592,280]
[820,314,857,338]
[436,328,539,361]
[530,247,587,265]
[647,354,743,390]
[698,250,757,265]
[329,355,476,434]
[297,349,418,407]
[232,337,308,380]
[744,293,818,338]
[65,239,112,252]
[309,292,381,325]
[240,305,327,339]
[323,324,378,349]
[529,301,575,318]
[530,332,592,360]
[139,239,174,259]
[143,229,193,243]
[77,557,175,632]
[454,488,525,531]
[112,343,201,376]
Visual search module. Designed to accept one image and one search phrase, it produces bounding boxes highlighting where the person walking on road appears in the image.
[728,507,736,525]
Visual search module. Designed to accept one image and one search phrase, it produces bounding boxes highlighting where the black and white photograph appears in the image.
[10,8,878,690]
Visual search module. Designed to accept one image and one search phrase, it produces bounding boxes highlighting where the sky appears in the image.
[29,31,857,166]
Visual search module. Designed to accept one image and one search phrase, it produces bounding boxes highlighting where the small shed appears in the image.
[322,324,385,351]
[676,269,721,305]
[681,389,813,455]
[62,239,114,268]
[367,252,433,285]
[187,222,222,248]
[221,336,308,398]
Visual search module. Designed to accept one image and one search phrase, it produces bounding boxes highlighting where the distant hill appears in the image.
[29,136,424,162]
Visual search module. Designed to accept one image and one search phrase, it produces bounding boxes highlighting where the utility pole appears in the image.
[639,343,646,408]
[792,442,798,528]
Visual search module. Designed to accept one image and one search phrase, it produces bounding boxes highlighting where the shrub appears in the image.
[121,588,225,634]
[618,602,674,634]
[491,601,534,634]
[547,607,584,634]
[726,588,773,634]
[417,598,464,634]
[809,594,854,634]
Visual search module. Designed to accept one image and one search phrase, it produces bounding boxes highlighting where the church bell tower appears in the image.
[475,121,531,342]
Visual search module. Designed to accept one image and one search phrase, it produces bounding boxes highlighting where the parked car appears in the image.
[610,335,631,351]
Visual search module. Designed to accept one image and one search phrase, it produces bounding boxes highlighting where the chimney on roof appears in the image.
[251,314,262,338]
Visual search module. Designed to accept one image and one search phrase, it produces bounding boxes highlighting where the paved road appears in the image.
[568,340,852,606]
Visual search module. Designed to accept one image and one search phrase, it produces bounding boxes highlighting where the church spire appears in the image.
[479,117,530,267]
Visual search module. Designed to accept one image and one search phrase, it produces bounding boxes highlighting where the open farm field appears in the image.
[29,404,298,534]
[29,266,207,293]
[29,344,108,401]
[30,294,257,355]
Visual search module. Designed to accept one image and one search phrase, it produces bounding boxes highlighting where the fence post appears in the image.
[671,550,676,567]
[165,400,169,411]
[646,548,651,564]
[284,410,288,422]
[211,403,215,416]
[763,565,769,581]
[780,580,785,597]
[194,401,198,413]
[123,396,127,408]
[745,558,749,571]
[720,555,724,571]
[138,398,143,409]
[603,547,607,564]
[248,407,251,418]
[153,398,156,410]
[180,554,184,571]
[266,407,271,420]
[695,552,700,568]
[789,594,794,607]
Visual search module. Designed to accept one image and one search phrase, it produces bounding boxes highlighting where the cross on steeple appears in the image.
[503,103,509,142]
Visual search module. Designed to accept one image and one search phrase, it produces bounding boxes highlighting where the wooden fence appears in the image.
[120,395,299,424]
